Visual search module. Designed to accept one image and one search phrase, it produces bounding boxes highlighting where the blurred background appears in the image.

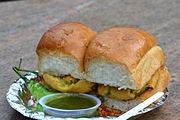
[0,0,179,120]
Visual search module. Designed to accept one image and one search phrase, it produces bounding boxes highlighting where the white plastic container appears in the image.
[39,93,101,117]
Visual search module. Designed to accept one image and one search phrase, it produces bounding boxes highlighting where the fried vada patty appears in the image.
[43,74,95,93]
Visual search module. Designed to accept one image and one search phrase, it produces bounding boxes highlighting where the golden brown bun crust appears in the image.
[36,22,96,70]
[85,27,156,71]
[139,66,170,100]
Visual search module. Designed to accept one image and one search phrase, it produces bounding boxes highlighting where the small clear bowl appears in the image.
[39,93,101,117]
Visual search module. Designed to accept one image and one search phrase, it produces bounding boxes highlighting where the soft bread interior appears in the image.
[38,54,85,79]
[86,57,136,89]
[86,46,165,90]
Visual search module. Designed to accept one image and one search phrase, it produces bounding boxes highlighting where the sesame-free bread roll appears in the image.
[85,27,165,90]
[36,22,96,79]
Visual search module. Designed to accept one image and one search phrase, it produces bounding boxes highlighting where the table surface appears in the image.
[0,0,180,120]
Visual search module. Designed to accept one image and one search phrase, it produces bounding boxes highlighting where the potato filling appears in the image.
[98,71,159,101]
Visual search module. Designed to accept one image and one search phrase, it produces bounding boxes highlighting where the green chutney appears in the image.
[45,95,97,110]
